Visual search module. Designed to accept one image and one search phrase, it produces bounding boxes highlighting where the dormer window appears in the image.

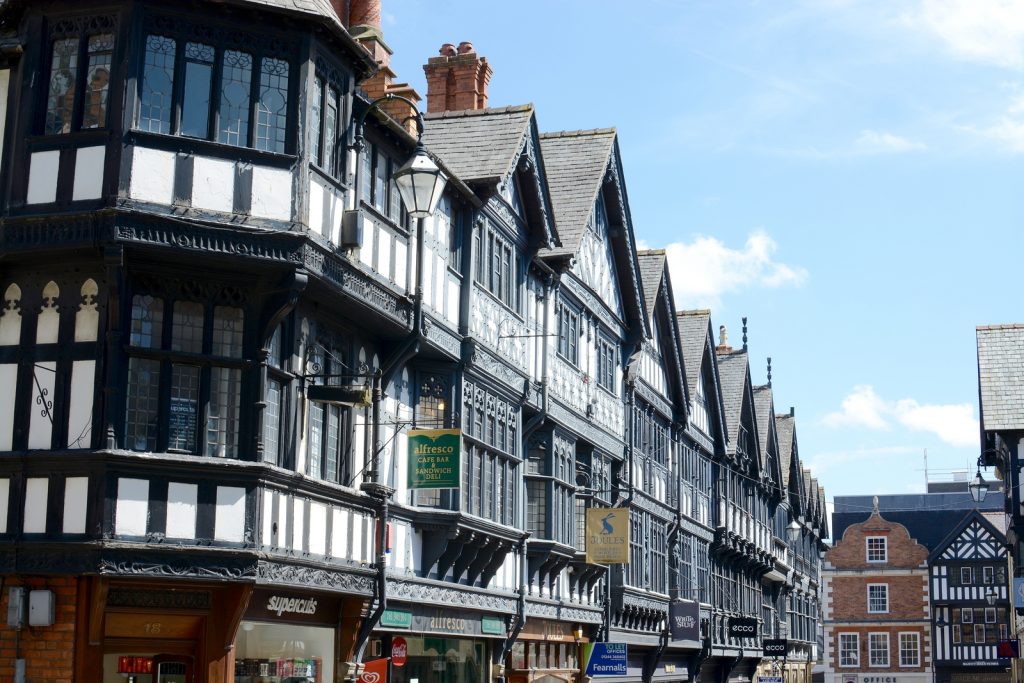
[866,536,887,563]
[44,29,115,134]
[138,31,292,153]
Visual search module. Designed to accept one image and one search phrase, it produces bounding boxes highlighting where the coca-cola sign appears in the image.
[392,637,408,667]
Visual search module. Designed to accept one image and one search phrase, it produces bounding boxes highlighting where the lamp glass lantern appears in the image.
[393,144,447,218]
[787,519,802,543]
[969,468,990,503]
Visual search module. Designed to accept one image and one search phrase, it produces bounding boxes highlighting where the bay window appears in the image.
[44,23,116,134]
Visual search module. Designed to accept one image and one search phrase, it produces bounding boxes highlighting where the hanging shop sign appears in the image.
[380,608,412,629]
[408,429,461,489]
[391,637,408,668]
[359,657,389,683]
[669,600,700,641]
[481,616,506,636]
[585,507,630,564]
[763,639,788,657]
[519,619,576,642]
[583,642,628,676]
[728,617,758,638]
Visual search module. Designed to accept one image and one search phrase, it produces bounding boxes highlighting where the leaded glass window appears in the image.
[140,35,176,134]
[255,57,289,153]
[218,50,252,146]
[42,19,116,135]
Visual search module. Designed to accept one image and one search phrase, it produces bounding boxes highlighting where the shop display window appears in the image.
[389,637,486,683]
[234,621,334,683]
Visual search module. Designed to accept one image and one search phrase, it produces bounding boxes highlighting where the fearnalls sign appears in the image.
[408,429,461,489]
[585,507,630,564]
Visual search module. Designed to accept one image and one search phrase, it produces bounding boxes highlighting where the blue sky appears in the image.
[384,0,1024,529]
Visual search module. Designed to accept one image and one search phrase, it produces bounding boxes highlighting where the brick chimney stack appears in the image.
[423,41,493,113]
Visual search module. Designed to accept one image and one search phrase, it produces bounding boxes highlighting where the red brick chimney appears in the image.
[349,0,381,28]
[423,41,493,113]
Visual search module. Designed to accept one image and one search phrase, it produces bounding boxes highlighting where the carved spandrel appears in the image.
[549,356,625,440]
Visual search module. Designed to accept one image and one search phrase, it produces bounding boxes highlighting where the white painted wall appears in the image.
[214,485,246,543]
[333,507,348,558]
[24,478,49,533]
[27,151,59,204]
[0,364,16,451]
[309,501,327,556]
[62,477,89,534]
[0,478,7,533]
[192,156,235,213]
[130,147,175,205]
[115,478,149,536]
[0,70,8,173]
[166,482,198,539]
[291,497,304,551]
[262,490,274,546]
[67,360,95,449]
[250,166,292,220]
[72,146,105,201]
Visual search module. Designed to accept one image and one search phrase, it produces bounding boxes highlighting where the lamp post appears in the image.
[345,94,447,682]
[969,464,991,503]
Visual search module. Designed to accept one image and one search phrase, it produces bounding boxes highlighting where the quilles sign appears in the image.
[728,617,758,638]
[408,429,460,489]
[669,600,700,641]
[585,507,630,564]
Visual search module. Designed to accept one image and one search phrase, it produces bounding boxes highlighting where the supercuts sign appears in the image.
[728,617,758,638]
[246,589,339,625]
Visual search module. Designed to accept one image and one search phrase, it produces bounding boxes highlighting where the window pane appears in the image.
[310,78,323,166]
[263,378,281,464]
[308,400,323,478]
[212,306,244,356]
[267,325,283,369]
[325,405,341,483]
[255,57,289,153]
[169,364,200,452]
[130,295,163,348]
[172,301,204,353]
[218,49,252,146]
[323,90,337,174]
[373,148,387,212]
[140,35,176,134]
[125,358,160,451]
[46,38,79,135]
[181,43,214,138]
[82,33,114,129]
[206,366,241,458]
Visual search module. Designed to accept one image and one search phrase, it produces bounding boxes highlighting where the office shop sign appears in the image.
[728,617,759,639]
[408,429,461,489]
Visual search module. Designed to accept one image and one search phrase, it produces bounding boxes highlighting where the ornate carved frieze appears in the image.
[422,314,461,359]
[257,561,375,595]
[561,275,623,334]
[547,400,624,456]
[107,587,211,610]
[50,14,119,37]
[620,590,669,615]
[679,517,715,543]
[525,600,604,624]
[387,579,518,614]
[463,340,528,389]
[1,218,98,250]
[630,491,674,519]
[116,222,302,264]
[635,380,673,418]
[468,290,533,373]
[98,557,258,580]
[548,355,624,439]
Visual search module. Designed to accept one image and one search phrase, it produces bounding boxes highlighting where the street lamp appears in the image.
[987,589,998,606]
[786,519,803,543]
[969,467,990,503]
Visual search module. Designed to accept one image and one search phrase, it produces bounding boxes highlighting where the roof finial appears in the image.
[872,496,879,514]
[742,317,748,351]
[767,356,772,387]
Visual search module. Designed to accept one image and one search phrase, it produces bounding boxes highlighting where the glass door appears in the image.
[154,657,192,683]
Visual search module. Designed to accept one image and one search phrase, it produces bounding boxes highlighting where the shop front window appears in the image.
[390,637,486,683]
[235,621,334,682]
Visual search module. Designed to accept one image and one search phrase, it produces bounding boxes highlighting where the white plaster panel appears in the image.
[276,493,288,549]
[0,70,8,173]
[130,147,176,205]
[0,364,15,450]
[67,360,95,449]
[262,490,274,546]
[214,486,246,543]
[191,156,235,213]
[308,177,325,236]
[24,478,48,533]
[166,482,198,539]
[0,478,7,534]
[27,151,60,205]
[115,478,149,537]
[72,146,105,200]
[394,241,407,290]
[446,280,459,327]
[0,302,20,346]
[378,231,392,280]
[332,507,348,559]
[309,501,327,556]
[434,252,444,311]
[352,511,364,563]
[36,303,59,345]
[291,497,305,552]
[28,360,55,450]
[250,166,292,220]
[360,225,375,267]
[62,477,89,534]
[329,191,344,244]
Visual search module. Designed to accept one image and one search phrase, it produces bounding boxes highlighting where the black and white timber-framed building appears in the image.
[0,0,828,681]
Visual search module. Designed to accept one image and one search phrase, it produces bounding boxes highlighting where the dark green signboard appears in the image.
[408,429,461,489]
[481,616,506,635]
[380,608,412,629]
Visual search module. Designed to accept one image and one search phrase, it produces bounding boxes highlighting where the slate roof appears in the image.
[637,250,666,321]
[832,492,1005,550]
[775,414,795,488]
[753,385,774,465]
[421,105,535,186]
[817,483,829,538]
[976,324,1024,432]
[716,350,749,455]
[678,311,712,403]
[538,129,616,257]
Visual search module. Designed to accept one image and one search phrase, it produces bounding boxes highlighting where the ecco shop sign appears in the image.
[728,617,758,638]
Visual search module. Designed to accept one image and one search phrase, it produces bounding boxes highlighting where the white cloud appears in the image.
[823,385,980,447]
[907,0,1024,69]
[964,117,1024,152]
[803,445,918,477]
[661,230,808,309]
[855,129,927,153]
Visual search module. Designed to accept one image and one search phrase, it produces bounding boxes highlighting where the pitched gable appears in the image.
[716,349,761,469]
[677,310,727,450]
[637,250,688,412]
[932,511,1007,562]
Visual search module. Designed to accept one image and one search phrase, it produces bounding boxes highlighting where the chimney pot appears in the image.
[439,43,457,57]
[457,41,475,55]
[423,40,492,113]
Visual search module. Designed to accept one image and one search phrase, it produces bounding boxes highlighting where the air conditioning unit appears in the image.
[341,210,364,248]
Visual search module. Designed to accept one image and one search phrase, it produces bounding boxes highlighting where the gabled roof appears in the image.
[927,509,1008,563]
[976,324,1024,433]
[422,105,535,186]
[636,250,688,413]
[775,414,795,488]
[716,349,757,460]
[538,129,616,256]
[817,483,829,539]
[753,386,773,464]
[637,250,666,321]
[678,310,712,403]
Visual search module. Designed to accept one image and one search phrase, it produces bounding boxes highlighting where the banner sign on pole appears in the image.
[997,639,1020,658]
[585,507,630,564]
[408,429,461,489]
[728,617,758,638]
[763,639,787,657]
[583,643,628,676]
[358,657,389,683]
[669,600,700,641]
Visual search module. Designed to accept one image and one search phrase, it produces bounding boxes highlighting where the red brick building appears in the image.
[823,503,932,683]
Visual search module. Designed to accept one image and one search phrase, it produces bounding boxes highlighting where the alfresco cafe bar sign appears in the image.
[408,429,461,489]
